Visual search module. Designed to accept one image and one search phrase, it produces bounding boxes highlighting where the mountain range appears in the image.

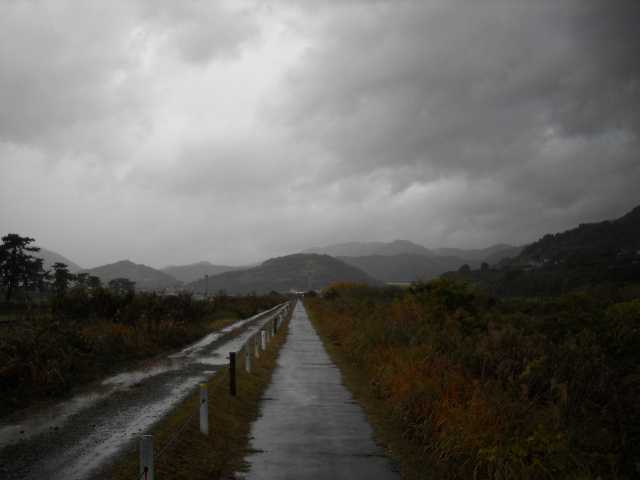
[30,241,522,292]
[33,247,83,273]
[186,254,380,295]
[26,204,640,294]
[305,240,521,282]
[82,260,181,291]
[447,205,640,295]
[161,262,241,284]
[303,240,434,257]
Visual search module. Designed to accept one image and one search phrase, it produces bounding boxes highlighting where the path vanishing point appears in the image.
[242,302,399,479]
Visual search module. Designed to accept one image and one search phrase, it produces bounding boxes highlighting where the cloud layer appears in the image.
[1,0,639,267]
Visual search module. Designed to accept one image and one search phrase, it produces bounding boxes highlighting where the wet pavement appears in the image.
[0,303,288,480]
[243,302,399,480]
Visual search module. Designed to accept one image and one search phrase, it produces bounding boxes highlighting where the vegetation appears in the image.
[0,234,46,302]
[0,288,284,416]
[306,280,640,479]
[0,232,286,416]
[448,205,640,296]
[110,307,292,480]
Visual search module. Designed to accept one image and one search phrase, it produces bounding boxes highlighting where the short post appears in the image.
[273,317,278,335]
[261,330,267,350]
[229,352,237,396]
[139,434,154,480]
[244,346,251,373]
[199,383,209,435]
[254,334,260,358]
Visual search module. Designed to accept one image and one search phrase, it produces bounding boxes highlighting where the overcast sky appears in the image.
[1,0,639,268]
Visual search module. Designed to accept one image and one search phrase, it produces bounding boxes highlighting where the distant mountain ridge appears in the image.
[83,260,180,291]
[162,261,241,283]
[518,206,640,263]
[339,253,469,283]
[434,244,523,263]
[304,240,521,283]
[303,240,434,257]
[186,254,379,295]
[33,247,83,273]
[28,240,523,291]
[446,204,640,295]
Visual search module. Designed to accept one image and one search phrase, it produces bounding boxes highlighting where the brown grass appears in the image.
[109,306,292,480]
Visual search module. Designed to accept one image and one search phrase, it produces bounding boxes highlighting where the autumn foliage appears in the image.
[306,280,640,479]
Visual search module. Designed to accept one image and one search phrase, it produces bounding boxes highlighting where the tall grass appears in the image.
[306,280,640,479]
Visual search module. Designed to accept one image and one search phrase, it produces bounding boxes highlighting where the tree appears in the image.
[108,277,136,296]
[481,262,490,272]
[23,257,48,297]
[458,264,471,273]
[87,275,102,290]
[52,262,75,297]
[74,272,89,289]
[0,233,46,302]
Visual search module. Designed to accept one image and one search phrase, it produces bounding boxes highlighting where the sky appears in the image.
[1,0,639,268]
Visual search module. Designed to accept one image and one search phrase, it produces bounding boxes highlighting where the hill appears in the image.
[339,254,470,283]
[162,261,241,283]
[186,254,380,295]
[519,206,640,263]
[84,260,181,291]
[434,244,522,264]
[483,245,524,265]
[33,247,83,273]
[303,240,434,257]
[445,205,640,295]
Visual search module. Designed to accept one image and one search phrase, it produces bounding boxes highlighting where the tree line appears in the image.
[0,233,135,303]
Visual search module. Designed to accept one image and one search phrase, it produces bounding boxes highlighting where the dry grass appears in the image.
[304,282,639,479]
[109,307,292,480]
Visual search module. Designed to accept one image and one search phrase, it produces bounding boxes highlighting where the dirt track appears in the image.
[0,304,287,480]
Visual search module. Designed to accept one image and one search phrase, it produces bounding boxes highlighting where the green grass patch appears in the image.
[109,307,292,480]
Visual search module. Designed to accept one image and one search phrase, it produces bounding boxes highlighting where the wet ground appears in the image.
[242,302,399,480]
[0,303,288,480]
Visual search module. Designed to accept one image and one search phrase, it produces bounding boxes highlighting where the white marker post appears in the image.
[200,384,209,436]
[244,346,251,373]
[139,435,154,480]
[254,334,260,358]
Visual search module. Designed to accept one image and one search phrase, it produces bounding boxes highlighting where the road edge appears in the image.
[108,302,294,480]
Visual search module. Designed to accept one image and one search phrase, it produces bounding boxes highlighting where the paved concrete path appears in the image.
[243,302,399,480]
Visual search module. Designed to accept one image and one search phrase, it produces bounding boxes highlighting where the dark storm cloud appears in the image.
[137,0,260,64]
[265,0,640,246]
[277,0,640,175]
[1,0,639,266]
[0,0,258,147]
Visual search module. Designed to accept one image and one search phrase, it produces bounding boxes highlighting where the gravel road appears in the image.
[0,303,288,480]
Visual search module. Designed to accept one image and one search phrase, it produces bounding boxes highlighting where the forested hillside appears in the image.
[187,254,379,294]
[447,205,640,296]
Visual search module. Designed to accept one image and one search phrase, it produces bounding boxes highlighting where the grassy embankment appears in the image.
[305,281,640,480]
[0,292,285,416]
[109,303,293,480]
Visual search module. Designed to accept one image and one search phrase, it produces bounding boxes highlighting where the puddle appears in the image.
[0,302,287,454]
[0,391,110,446]
[52,374,209,479]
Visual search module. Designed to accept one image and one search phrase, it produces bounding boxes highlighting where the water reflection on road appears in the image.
[0,303,286,480]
